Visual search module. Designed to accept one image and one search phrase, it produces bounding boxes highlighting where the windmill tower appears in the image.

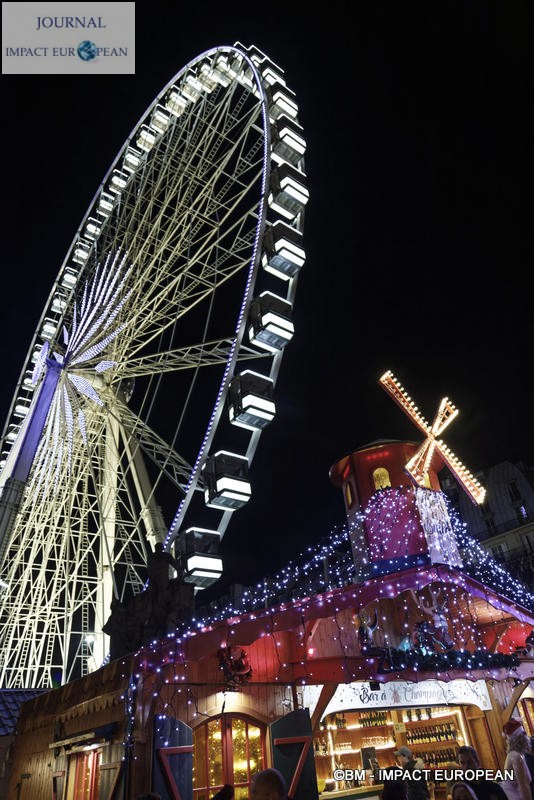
[330,370,486,582]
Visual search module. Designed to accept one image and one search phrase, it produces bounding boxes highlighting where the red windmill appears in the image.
[330,370,485,579]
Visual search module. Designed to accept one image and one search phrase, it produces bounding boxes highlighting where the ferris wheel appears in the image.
[0,43,308,688]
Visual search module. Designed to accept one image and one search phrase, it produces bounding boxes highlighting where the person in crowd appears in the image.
[394,745,430,800]
[381,773,409,800]
[457,745,508,800]
[450,784,479,800]
[443,757,461,800]
[250,768,287,799]
[500,719,533,800]
[524,736,534,798]
[211,785,234,799]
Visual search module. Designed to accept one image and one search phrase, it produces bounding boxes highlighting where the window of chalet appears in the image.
[193,714,265,799]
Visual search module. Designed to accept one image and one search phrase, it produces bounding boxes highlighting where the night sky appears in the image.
[1,5,531,595]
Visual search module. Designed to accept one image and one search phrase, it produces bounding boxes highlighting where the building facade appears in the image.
[442,460,534,591]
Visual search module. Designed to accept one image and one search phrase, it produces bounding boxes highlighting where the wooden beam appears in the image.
[310,684,337,733]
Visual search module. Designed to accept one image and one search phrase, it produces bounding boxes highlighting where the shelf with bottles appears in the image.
[326,710,394,731]
[314,715,396,760]
[414,748,459,769]
[400,706,457,724]
[313,736,396,758]
[332,735,396,756]
[399,707,459,746]
[405,722,458,746]
[313,735,331,757]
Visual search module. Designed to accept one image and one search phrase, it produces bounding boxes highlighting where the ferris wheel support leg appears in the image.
[92,413,121,669]
[0,362,61,563]
[121,422,168,552]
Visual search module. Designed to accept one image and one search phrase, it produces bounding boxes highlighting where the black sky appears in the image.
[1,4,531,593]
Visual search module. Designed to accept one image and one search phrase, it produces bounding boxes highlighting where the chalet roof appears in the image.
[156,563,534,686]
[0,689,47,736]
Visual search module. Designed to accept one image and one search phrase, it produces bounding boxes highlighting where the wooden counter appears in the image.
[320,785,383,799]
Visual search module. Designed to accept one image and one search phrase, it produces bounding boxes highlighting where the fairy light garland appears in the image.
[193,492,534,624]
[366,485,426,571]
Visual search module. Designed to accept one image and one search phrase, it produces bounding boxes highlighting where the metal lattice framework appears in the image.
[0,43,308,687]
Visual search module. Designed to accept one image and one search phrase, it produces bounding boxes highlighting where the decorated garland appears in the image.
[383,647,521,673]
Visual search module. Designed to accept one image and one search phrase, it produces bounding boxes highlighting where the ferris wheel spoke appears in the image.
[116,199,261,356]
[101,99,263,292]
[113,400,197,492]
[117,337,268,380]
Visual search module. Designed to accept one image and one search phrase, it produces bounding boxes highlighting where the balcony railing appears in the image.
[467,513,534,540]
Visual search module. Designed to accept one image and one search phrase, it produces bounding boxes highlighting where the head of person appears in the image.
[503,719,530,752]
[251,768,287,800]
[457,745,480,771]
[394,745,413,766]
[214,786,234,800]
[451,783,478,800]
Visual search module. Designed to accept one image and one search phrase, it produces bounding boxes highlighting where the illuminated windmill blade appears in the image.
[404,440,437,486]
[404,397,459,485]
[430,397,459,436]
[379,370,432,437]
[436,440,486,505]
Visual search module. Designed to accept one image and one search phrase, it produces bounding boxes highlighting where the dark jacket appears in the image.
[465,778,509,800]
[524,751,534,797]
[381,777,409,800]
[404,759,430,800]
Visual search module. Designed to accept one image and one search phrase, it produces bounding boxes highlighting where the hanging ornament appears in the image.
[523,629,534,657]
[217,646,252,689]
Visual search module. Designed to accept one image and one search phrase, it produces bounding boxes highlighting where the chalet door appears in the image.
[65,748,101,799]
[153,717,193,800]
[193,714,265,800]
[270,709,319,800]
